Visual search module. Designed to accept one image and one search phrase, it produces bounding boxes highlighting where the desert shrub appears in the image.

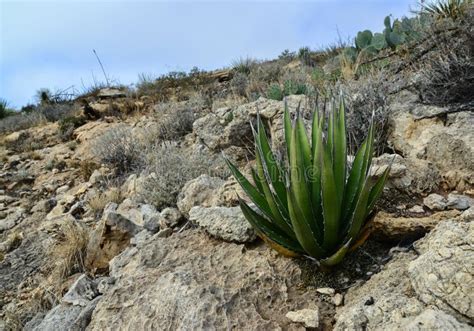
[266,79,309,101]
[298,46,314,66]
[283,80,308,95]
[0,99,15,119]
[58,116,86,141]
[137,68,211,100]
[278,49,296,62]
[145,104,195,143]
[92,125,144,175]
[232,57,258,75]
[141,142,227,209]
[230,72,249,97]
[0,111,46,134]
[266,84,284,101]
[418,44,473,105]
[45,157,67,171]
[37,103,79,122]
[339,69,390,154]
[78,160,101,180]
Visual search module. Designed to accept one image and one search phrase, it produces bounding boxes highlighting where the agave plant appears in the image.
[225,98,391,267]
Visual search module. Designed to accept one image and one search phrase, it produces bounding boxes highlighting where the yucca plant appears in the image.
[420,0,472,20]
[225,98,391,267]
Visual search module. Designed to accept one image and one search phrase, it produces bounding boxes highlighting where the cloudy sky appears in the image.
[1,0,416,108]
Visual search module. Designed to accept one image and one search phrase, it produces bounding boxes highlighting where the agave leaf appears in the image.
[327,107,335,161]
[319,239,352,267]
[321,144,340,251]
[311,114,324,240]
[333,98,347,200]
[287,187,326,257]
[346,176,372,241]
[341,136,368,225]
[255,116,288,211]
[349,211,376,252]
[239,196,303,253]
[255,146,294,236]
[366,165,391,216]
[289,111,315,231]
[284,101,292,160]
[361,122,375,178]
[251,167,264,194]
[311,107,320,157]
[225,158,274,220]
[295,113,312,174]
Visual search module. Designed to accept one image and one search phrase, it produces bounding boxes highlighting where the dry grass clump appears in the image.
[141,142,228,209]
[46,220,89,295]
[87,187,123,215]
[79,160,101,180]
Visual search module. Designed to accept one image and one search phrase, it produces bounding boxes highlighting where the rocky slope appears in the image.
[1,10,473,330]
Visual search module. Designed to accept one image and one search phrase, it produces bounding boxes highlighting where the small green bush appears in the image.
[266,84,284,101]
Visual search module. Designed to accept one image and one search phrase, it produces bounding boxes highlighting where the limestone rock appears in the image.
[400,309,470,330]
[31,198,57,213]
[97,88,126,99]
[189,206,256,243]
[446,193,473,210]
[84,210,137,273]
[88,230,329,330]
[0,208,25,232]
[159,207,182,229]
[371,210,461,241]
[389,100,473,192]
[62,275,99,307]
[408,221,474,321]
[423,193,447,211]
[177,174,225,215]
[334,220,474,330]
[286,308,319,328]
[30,297,101,331]
[316,287,336,296]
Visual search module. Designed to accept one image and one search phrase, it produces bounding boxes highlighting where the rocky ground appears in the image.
[0,86,472,330]
[1,10,473,330]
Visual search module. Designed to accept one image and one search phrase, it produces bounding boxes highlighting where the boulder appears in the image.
[371,210,461,241]
[334,220,473,330]
[389,96,474,192]
[286,308,319,328]
[408,221,474,321]
[446,193,473,210]
[177,175,225,215]
[189,206,256,243]
[84,209,139,273]
[88,230,333,330]
[62,275,99,307]
[97,88,126,99]
[423,193,447,211]
[159,207,182,229]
